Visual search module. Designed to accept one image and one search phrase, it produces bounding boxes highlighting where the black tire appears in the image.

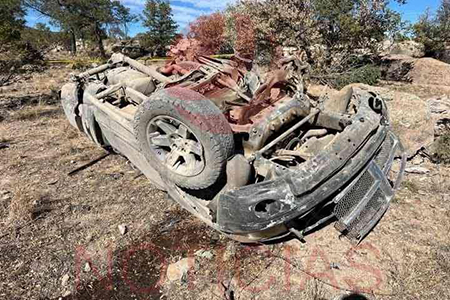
[134,87,234,190]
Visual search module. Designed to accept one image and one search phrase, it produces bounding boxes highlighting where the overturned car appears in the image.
[60,53,406,243]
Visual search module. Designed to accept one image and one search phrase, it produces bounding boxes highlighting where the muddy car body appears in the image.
[60,53,406,243]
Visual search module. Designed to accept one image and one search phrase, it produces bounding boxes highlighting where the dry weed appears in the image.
[402,180,420,194]
[12,105,61,121]
[304,280,327,300]
[7,186,35,225]
[395,247,450,299]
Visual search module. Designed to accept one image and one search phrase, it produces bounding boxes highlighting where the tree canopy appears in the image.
[223,0,406,65]
[0,0,25,46]
[187,13,228,55]
[141,0,178,56]
[24,0,136,57]
[414,0,450,56]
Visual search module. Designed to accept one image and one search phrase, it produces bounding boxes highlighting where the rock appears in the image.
[380,39,394,55]
[382,56,450,87]
[84,262,91,273]
[381,55,416,82]
[118,224,127,235]
[195,250,214,260]
[1,191,12,201]
[223,243,237,262]
[61,274,70,287]
[349,84,435,158]
[405,167,430,175]
[323,85,353,114]
[330,262,340,270]
[389,41,425,58]
[48,179,59,186]
[428,97,450,137]
[435,118,450,137]
[307,84,335,99]
[282,46,298,57]
[411,155,425,165]
[428,97,450,115]
[409,58,450,86]
[51,45,64,53]
[1,195,11,201]
[436,47,450,64]
[166,257,195,282]
[62,290,71,297]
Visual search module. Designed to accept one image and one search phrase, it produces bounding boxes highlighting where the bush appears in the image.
[413,1,450,58]
[311,55,382,89]
[223,0,405,69]
[433,132,450,164]
[21,23,62,53]
[333,64,382,89]
[0,43,44,86]
[187,13,227,55]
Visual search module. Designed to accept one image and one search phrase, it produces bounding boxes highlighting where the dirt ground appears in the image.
[0,63,449,300]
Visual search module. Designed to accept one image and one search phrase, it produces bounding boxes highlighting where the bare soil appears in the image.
[0,64,449,300]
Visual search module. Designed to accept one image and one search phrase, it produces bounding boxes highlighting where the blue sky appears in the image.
[25,0,442,37]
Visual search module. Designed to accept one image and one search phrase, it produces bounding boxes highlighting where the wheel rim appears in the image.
[147,116,205,177]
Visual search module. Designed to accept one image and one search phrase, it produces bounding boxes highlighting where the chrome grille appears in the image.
[374,133,395,173]
[344,189,387,240]
[334,170,374,224]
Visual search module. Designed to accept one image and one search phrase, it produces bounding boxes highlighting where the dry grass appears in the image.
[12,105,62,121]
[6,186,36,226]
[304,281,327,300]
[401,180,420,194]
[379,80,450,100]
[392,245,450,299]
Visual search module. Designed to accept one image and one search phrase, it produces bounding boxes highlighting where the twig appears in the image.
[68,153,110,176]
[273,254,398,297]
[0,73,16,87]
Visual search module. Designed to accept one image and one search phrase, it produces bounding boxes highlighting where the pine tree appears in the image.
[141,0,178,56]
[414,0,450,57]
[24,0,135,57]
[0,0,25,46]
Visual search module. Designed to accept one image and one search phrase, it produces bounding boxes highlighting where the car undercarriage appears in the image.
[60,53,406,243]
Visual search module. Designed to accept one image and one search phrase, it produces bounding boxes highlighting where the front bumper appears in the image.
[333,131,406,242]
[217,96,406,242]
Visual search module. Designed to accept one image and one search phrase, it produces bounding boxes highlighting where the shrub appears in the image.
[187,13,227,55]
[413,1,450,58]
[333,64,382,89]
[224,0,405,68]
[433,132,450,164]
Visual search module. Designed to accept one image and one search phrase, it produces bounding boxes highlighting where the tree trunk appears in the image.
[80,31,86,50]
[70,29,77,56]
[95,24,106,58]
